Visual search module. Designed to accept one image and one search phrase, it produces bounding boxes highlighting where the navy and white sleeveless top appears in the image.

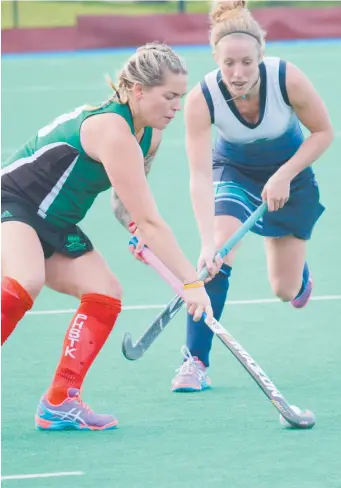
[201,57,305,170]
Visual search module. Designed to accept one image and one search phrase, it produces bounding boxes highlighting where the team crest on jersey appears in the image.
[65,234,87,252]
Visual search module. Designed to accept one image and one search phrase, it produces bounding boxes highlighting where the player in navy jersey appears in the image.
[171,0,334,392]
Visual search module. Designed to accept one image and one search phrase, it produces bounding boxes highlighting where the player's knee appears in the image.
[214,218,242,266]
[214,234,239,266]
[271,280,298,302]
[85,274,123,300]
[16,275,45,300]
[105,275,123,300]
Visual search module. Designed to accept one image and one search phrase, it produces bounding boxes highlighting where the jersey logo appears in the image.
[1,210,13,219]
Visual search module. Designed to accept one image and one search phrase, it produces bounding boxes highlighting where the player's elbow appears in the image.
[136,216,168,236]
[320,122,334,142]
[312,126,334,152]
[325,127,334,146]
[320,127,334,153]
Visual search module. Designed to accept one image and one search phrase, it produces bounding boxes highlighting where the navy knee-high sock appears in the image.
[186,264,232,367]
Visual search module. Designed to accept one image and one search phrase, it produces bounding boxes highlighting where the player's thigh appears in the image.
[1,221,45,298]
[264,235,306,300]
[214,215,243,266]
[213,166,259,266]
[45,249,122,299]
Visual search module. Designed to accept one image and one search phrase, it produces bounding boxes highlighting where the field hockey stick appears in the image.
[122,202,267,361]
[125,220,316,429]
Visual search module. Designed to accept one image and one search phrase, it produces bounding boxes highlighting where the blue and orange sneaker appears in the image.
[291,272,313,309]
[171,346,211,393]
[35,388,118,431]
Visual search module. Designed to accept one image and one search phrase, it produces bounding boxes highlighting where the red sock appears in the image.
[47,293,121,405]
[1,277,33,346]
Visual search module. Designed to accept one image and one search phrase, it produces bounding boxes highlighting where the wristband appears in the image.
[184,280,204,290]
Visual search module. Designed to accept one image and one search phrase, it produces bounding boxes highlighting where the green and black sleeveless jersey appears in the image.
[1,102,153,228]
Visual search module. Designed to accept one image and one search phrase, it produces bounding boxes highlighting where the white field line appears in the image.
[27,294,341,316]
[1,471,84,481]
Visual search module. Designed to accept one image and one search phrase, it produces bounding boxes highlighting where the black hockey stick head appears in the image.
[121,296,184,361]
[122,333,144,361]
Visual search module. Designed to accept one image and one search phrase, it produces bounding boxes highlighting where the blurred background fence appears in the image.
[2,0,338,30]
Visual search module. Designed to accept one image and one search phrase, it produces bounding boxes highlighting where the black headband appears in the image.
[219,30,261,45]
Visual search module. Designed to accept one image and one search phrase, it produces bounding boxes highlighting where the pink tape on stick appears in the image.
[139,246,185,299]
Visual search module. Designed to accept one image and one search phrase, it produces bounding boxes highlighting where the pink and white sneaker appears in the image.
[171,346,211,393]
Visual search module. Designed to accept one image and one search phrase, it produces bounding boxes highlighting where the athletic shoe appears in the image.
[171,346,211,392]
[35,388,118,431]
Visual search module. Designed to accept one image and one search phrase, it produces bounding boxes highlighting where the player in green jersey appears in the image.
[1,43,213,431]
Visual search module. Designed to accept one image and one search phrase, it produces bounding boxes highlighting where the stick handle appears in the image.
[131,202,267,290]
[131,202,267,296]
[198,201,267,281]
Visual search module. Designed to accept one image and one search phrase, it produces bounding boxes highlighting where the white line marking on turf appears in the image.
[1,471,84,481]
[27,294,341,316]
